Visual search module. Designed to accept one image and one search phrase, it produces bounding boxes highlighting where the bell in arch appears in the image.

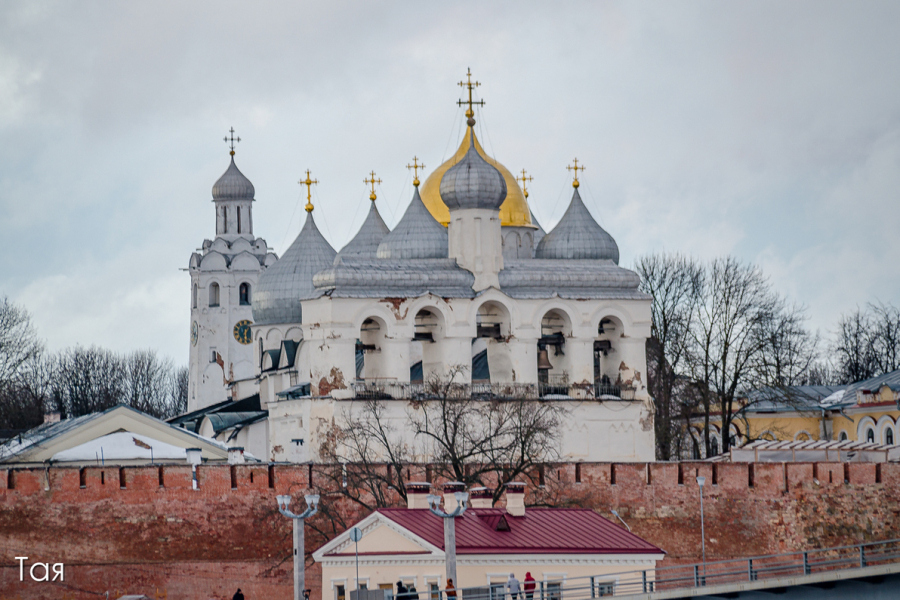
[537,349,553,371]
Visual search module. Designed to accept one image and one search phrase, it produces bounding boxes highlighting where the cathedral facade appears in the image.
[186,78,655,463]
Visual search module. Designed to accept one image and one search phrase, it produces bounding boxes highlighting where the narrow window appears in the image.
[575,463,582,484]
[209,282,220,307]
[677,463,684,485]
[101,471,105,485]
[886,429,894,445]
[237,206,242,234]
[210,348,217,363]
[158,466,165,488]
[712,463,718,486]
[425,464,432,483]
[250,471,254,484]
[843,462,850,484]
[7,470,15,490]
[119,467,126,489]
[609,464,616,486]
[748,464,755,488]
[867,429,875,443]
[876,463,882,484]
[230,465,237,490]
[79,468,86,488]
[646,463,652,486]
[192,283,198,309]
[267,464,275,489]
[239,283,251,306]
[223,206,228,233]
[538,464,546,487]
[308,463,313,487]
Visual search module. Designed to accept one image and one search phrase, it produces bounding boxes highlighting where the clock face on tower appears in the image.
[191,321,199,346]
[233,319,253,345]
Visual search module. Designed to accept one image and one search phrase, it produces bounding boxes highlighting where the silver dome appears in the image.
[439,130,507,212]
[376,187,448,260]
[535,188,619,263]
[212,157,255,200]
[252,213,336,325]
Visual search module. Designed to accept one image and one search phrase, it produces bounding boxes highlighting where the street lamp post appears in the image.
[696,476,706,583]
[277,493,320,600]
[427,487,469,587]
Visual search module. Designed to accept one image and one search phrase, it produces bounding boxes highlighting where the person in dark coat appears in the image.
[407,582,418,600]
[233,589,245,600]
[397,580,408,600]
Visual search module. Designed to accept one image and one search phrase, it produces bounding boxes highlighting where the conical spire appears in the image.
[376,187,448,260]
[252,213,337,325]
[212,157,255,200]
[439,129,507,212]
[530,210,546,248]
[535,188,619,263]
[338,202,391,259]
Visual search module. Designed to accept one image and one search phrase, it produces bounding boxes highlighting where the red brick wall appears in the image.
[2,461,899,600]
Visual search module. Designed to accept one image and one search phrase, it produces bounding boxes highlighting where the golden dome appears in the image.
[420,127,535,228]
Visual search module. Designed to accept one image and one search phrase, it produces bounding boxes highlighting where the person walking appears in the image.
[232,589,245,600]
[523,573,536,600]
[507,573,520,600]
[445,578,457,600]
[397,581,408,600]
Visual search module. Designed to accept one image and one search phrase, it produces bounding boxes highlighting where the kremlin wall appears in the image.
[2,461,899,599]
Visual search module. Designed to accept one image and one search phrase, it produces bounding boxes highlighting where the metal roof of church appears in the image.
[337,201,391,259]
[439,129,507,212]
[376,187,448,260]
[376,507,664,555]
[536,188,619,263]
[253,213,336,325]
[212,156,255,200]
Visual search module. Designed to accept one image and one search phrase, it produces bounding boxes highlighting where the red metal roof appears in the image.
[377,508,664,555]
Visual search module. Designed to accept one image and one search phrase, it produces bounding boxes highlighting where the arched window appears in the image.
[209,282,220,307]
[237,207,242,234]
[192,283,198,309]
[866,428,875,443]
[222,207,228,233]
[839,430,849,441]
[886,429,894,446]
[710,437,719,457]
[239,283,251,305]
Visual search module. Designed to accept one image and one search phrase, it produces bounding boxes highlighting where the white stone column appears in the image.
[439,337,474,383]
[448,208,503,291]
[566,338,595,385]
[506,334,539,384]
[616,338,649,399]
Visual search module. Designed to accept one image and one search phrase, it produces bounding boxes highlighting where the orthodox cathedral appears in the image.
[185,73,655,463]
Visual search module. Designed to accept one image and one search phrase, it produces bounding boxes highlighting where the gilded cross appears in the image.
[298,170,318,213]
[457,68,485,119]
[567,158,585,188]
[406,157,426,187]
[516,169,534,198]
[224,127,241,156]
[364,171,382,202]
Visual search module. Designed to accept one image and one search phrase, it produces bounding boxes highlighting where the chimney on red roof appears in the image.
[405,482,431,509]
[443,481,465,512]
[504,482,526,516]
[469,486,492,508]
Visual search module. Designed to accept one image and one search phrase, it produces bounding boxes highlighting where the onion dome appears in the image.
[337,202,391,259]
[535,188,619,263]
[439,129,507,212]
[252,213,337,325]
[376,187,448,260]
[419,127,534,227]
[212,157,255,199]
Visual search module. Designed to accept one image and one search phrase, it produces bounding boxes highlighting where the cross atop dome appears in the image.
[299,170,318,213]
[406,157,425,187]
[457,68,485,126]
[224,127,241,156]
[516,169,534,199]
[567,158,585,188]
[364,171,382,202]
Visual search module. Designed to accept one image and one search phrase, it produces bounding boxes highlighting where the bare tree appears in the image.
[754,299,819,388]
[687,257,777,455]
[53,346,126,418]
[833,308,878,383]
[635,253,703,460]
[172,365,189,415]
[0,297,47,432]
[869,302,900,375]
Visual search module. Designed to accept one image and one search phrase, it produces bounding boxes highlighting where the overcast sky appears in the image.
[2,1,898,366]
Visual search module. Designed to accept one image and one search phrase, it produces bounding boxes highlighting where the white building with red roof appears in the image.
[313,483,664,600]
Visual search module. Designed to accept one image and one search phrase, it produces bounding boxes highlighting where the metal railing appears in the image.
[447,538,900,600]
[351,380,635,402]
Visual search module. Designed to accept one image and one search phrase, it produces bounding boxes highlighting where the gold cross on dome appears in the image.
[364,171,382,202]
[567,158,585,188]
[516,169,534,198]
[406,157,426,187]
[224,127,241,155]
[298,170,318,213]
[457,68,485,120]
